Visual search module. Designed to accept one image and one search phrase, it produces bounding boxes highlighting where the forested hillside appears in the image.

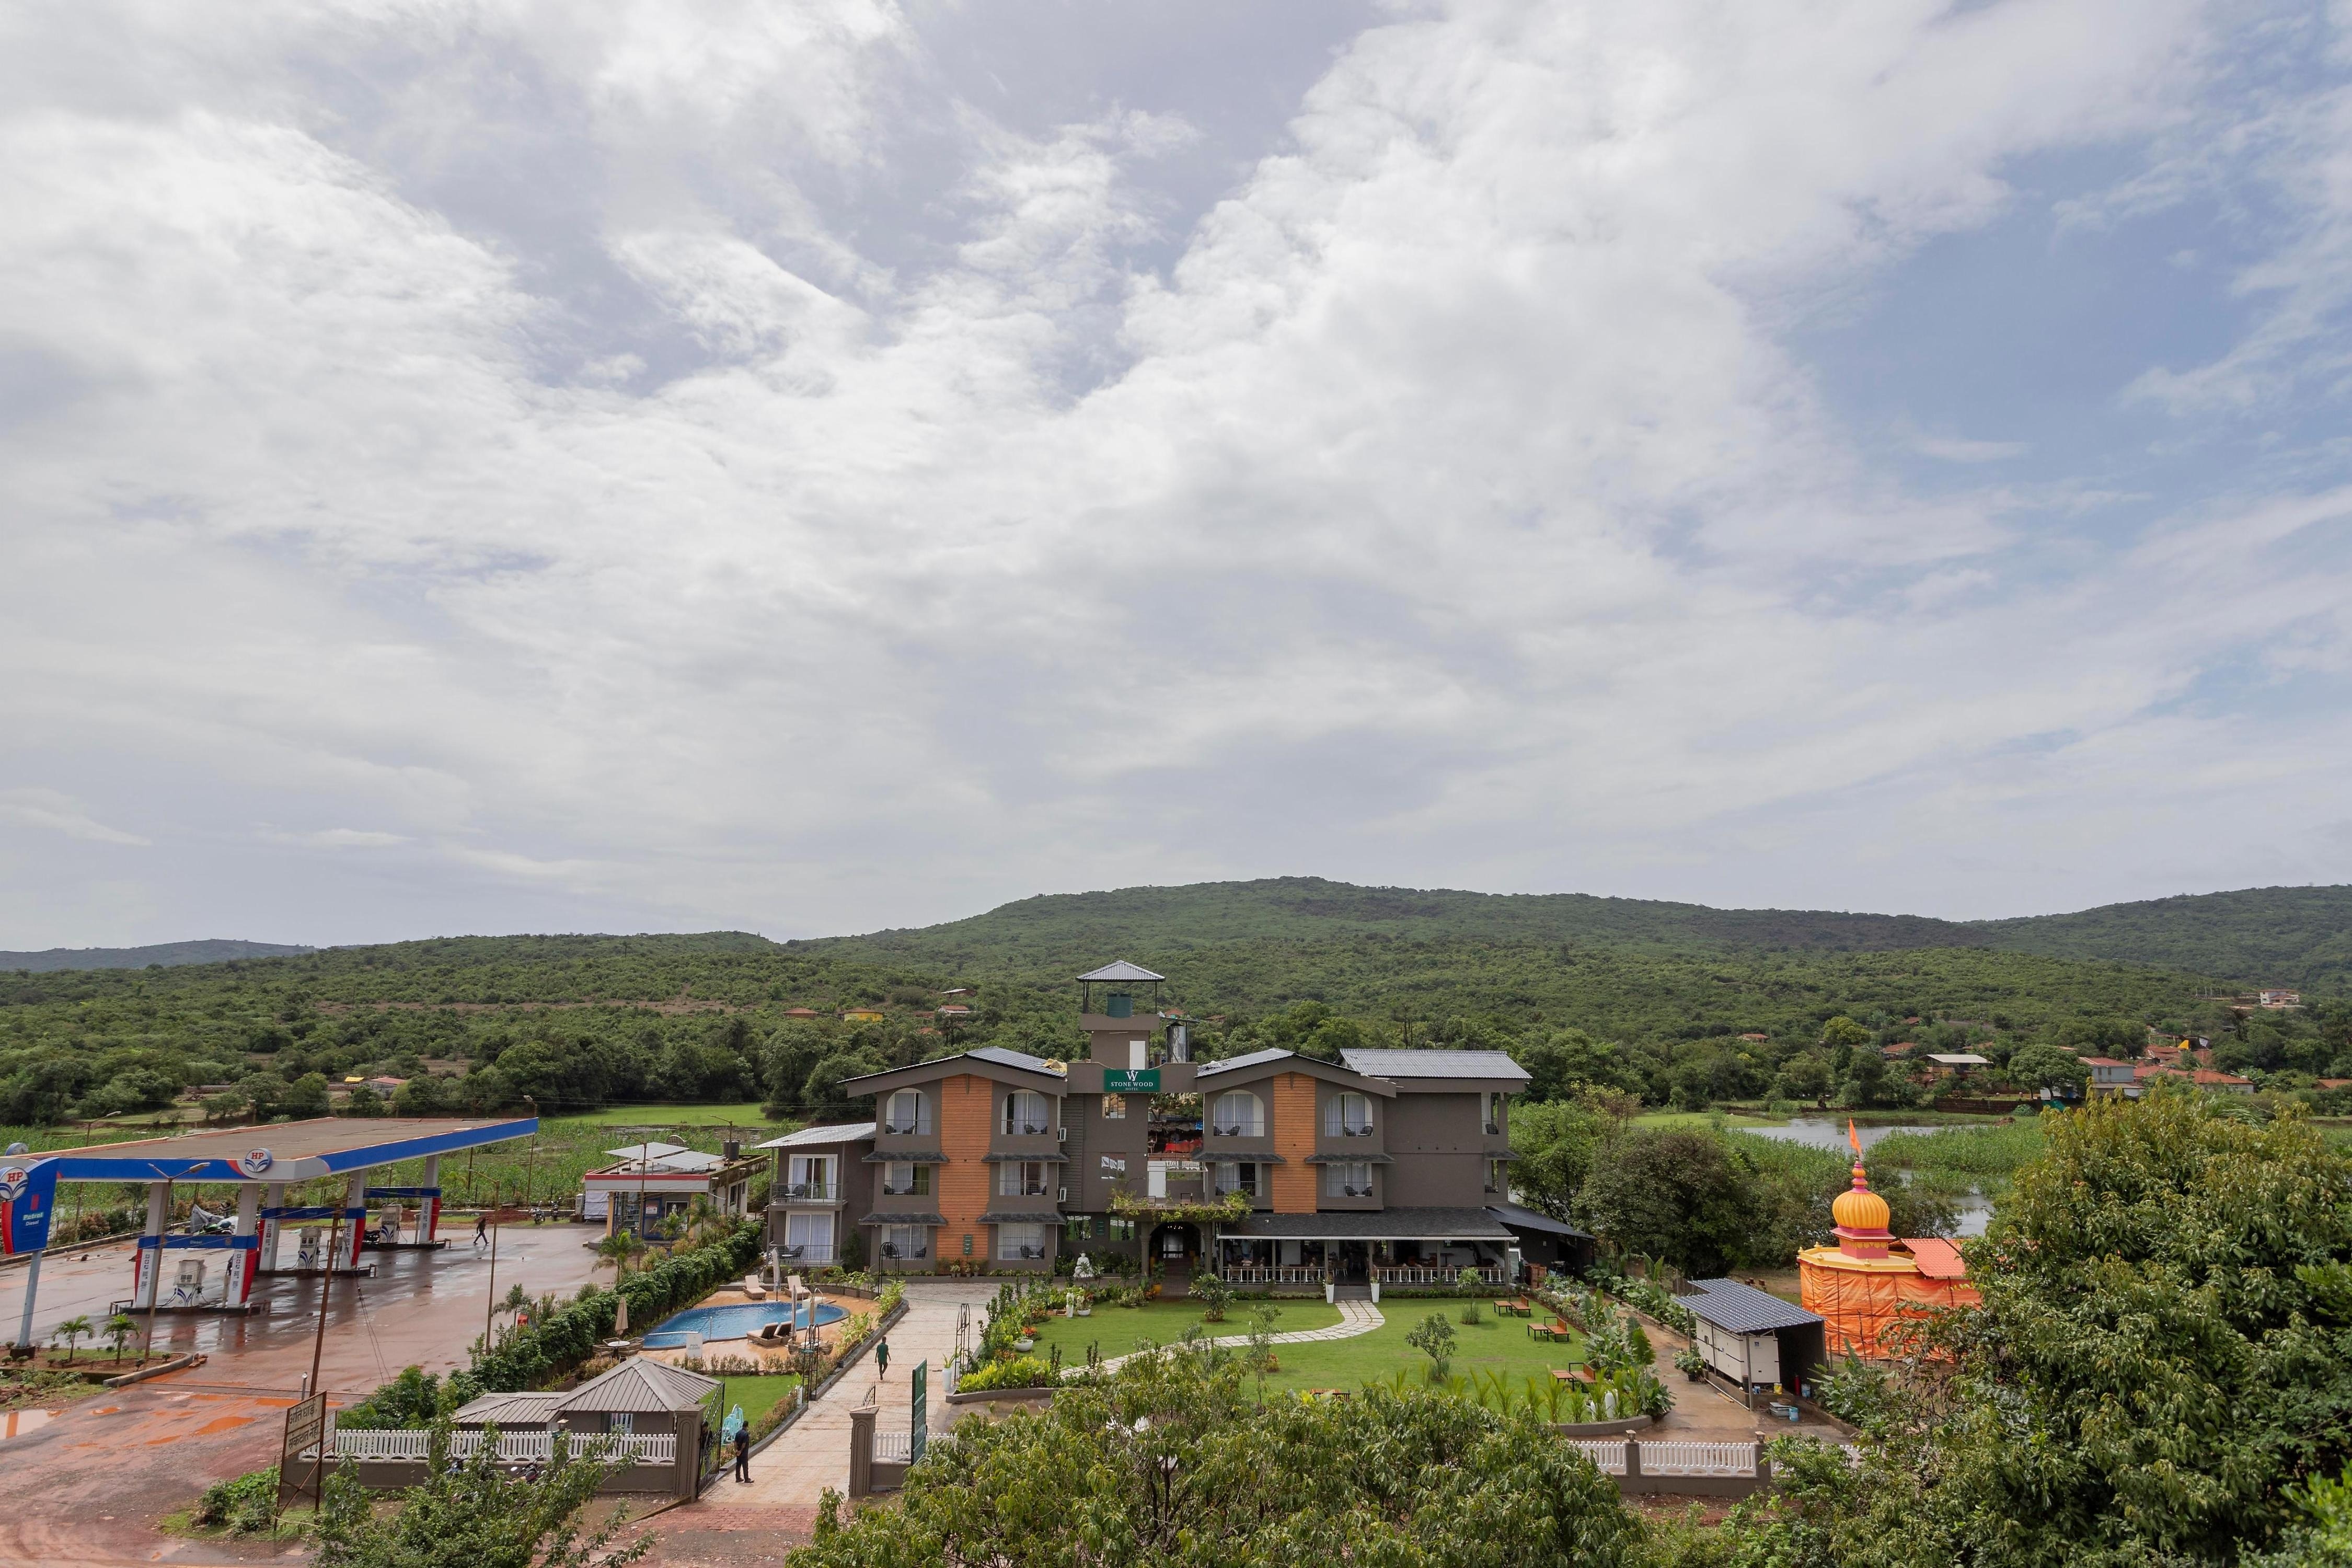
[2,880,2345,1134]
[0,938,314,971]
[1970,883,2352,992]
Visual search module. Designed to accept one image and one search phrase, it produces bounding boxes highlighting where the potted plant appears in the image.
[1675,1346,1708,1383]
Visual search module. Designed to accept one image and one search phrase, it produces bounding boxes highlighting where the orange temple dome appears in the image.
[1831,1173,1890,1233]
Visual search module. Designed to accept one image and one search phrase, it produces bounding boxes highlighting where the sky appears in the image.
[5,0,2352,950]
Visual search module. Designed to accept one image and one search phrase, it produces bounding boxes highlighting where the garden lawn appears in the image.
[550,1104,779,1128]
[1631,1111,1782,1130]
[1255,1302,1587,1397]
[714,1373,802,1434]
[1025,1299,1342,1367]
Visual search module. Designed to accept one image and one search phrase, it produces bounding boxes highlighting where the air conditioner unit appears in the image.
[1057,1186,1068,1203]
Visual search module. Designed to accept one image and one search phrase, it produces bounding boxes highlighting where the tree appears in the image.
[1769,1050,1833,1106]
[102,1312,139,1363]
[1819,1016,1873,1052]
[314,1421,651,1568]
[1507,1094,1613,1221]
[341,1083,386,1117]
[797,1049,886,1122]
[1191,1270,1233,1323]
[50,1315,91,1364]
[2005,1042,2088,1096]
[791,1350,1642,1568]
[1578,1131,1762,1277]
[1405,1311,1456,1380]
[282,1073,332,1119]
[1921,1089,2352,1564]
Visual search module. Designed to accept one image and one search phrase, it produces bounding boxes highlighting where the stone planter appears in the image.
[1551,1413,1654,1437]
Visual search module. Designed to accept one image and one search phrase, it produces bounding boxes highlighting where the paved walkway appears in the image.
[695,1280,997,1515]
[1098,1298,1383,1371]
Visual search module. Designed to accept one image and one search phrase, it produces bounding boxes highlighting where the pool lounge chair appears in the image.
[742,1275,767,1299]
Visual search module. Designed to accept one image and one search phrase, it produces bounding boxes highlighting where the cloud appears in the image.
[0,789,149,847]
[0,0,2349,944]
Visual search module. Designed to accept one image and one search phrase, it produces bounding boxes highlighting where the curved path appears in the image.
[1098,1297,1383,1373]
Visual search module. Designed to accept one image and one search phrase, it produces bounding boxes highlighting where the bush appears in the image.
[194,1467,279,1535]
[1192,1270,1234,1323]
[958,1355,1056,1392]
[1406,1312,1456,1380]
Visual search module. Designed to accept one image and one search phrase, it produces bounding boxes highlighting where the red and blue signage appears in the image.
[0,1159,59,1256]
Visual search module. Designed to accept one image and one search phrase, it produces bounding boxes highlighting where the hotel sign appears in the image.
[1101,1068,1160,1093]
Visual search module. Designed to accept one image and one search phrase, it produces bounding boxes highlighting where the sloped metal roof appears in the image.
[1340,1049,1531,1084]
[451,1390,568,1426]
[1486,1201,1593,1239]
[756,1122,875,1149]
[556,1356,721,1414]
[1196,1047,1295,1078]
[1900,1238,1968,1279]
[1077,960,1164,983]
[967,1046,1066,1076]
[605,1142,695,1161]
[1680,1279,1822,1333]
[1227,1206,1512,1241]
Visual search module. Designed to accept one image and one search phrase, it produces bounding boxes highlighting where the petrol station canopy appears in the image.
[37,1116,538,1183]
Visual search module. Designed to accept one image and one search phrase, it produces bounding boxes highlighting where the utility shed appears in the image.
[1678,1279,1827,1400]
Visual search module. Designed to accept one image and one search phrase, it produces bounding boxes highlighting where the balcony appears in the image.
[1002,1120,1055,1137]
[1001,1180,1051,1198]
[776,1243,836,1263]
[1333,1184,1375,1199]
[881,1117,930,1136]
[781,1182,838,1202]
[1210,1182,1259,1201]
[1324,1123,1377,1139]
[879,1242,930,1261]
[1208,1123,1264,1139]
[879,1179,929,1197]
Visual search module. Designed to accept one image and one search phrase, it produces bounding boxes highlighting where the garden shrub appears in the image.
[194,1467,280,1535]
[958,1355,1056,1392]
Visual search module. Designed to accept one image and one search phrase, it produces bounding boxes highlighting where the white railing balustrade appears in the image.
[1373,1265,1504,1285]
[1641,1441,1757,1476]
[872,1431,916,1463]
[1566,1439,1628,1474]
[1218,1265,1325,1284]
[326,1430,677,1466]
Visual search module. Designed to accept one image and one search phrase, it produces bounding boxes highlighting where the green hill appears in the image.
[0,938,314,972]
[1968,884,2352,993]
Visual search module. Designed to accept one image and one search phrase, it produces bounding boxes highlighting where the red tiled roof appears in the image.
[1901,1237,1968,1279]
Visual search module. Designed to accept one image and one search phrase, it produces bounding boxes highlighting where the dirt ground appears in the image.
[0,1224,610,1566]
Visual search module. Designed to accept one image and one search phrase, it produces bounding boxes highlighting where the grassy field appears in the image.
[1022,1298,1590,1395]
[714,1372,803,1434]
[550,1104,778,1128]
[1870,1119,2047,1200]
[1631,1111,1783,1131]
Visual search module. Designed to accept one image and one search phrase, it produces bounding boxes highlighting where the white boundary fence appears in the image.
[320,1429,677,1466]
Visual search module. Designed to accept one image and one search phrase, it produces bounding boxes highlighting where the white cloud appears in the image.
[0,0,2348,945]
[0,789,149,847]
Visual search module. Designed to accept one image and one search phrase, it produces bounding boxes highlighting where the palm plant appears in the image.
[50,1315,92,1364]
[103,1313,140,1364]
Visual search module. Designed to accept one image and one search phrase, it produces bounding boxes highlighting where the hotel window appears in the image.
[1000,1160,1051,1197]
[1209,1091,1264,1138]
[884,1090,930,1136]
[1102,1093,1127,1120]
[998,1222,1048,1261]
[787,1156,834,1200]
[1214,1162,1260,1198]
[881,1161,930,1197]
[1325,1162,1375,1200]
[1481,1092,1505,1136]
[1326,1092,1375,1138]
[881,1224,929,1261]
[1004,1091,1052,1136]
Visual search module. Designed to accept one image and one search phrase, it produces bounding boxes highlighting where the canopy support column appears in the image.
[11,1253,42,1353]
[343,1173,368,1269]
[228,1184,262,1306]
[259,1182,287,1271]
[420,1156,442,1242]
[133,1182,169,1310]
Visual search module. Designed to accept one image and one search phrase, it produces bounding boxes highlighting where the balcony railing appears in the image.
[1325,1123,1377,1138]
[1374,1264,1504,1285]
[1002,1121,1055,1136]
[1331,1184,1375,1199]
[879,1243,930,1260]
[881,1120,930,1136]
[1208,1124,1263,1139]
[777,1244,836,1263]
[1001,1182,1050,1198]
[880,1180,929,1197]
[1210,1183,1259,1201]
[782,1182,838,1202]
[998,1244,1047,1261]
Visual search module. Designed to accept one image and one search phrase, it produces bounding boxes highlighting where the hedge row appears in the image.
[451,1219,765,1402]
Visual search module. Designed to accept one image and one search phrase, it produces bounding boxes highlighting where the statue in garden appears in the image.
[1073,1252,1095,1279]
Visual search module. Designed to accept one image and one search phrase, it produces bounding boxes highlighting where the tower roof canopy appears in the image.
[1077,960,1163,983]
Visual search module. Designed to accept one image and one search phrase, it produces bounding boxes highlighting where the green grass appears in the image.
[1023,1297,1589,1395]
[714,1373,802,1433]
[549,1104,779,1128]
[1026,1299,1343,1366]
[1631,1111,1783,1130]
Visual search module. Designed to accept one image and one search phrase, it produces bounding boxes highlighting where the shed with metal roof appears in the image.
[1678,1279,1828,1402]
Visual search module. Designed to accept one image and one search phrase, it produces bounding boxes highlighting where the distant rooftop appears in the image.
[1340,1048,1531,1083]
[756,1122,875,1149]
[1076,960,1163,983]
[1196,1047,1297,1078]
[1680,1278,1821,1333]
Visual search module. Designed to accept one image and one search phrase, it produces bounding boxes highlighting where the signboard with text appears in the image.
[0,1159,57,1257]
[1101,1068,1160,1093]
[277,1393,327,1514]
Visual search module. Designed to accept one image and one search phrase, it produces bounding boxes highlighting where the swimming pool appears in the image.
[640,1299,847,1349]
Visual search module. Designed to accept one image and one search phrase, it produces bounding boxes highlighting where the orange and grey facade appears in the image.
[775,962,1589,1283]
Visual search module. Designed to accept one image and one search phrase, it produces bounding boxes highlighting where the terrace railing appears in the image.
[783,1182,839,1202]
[1220,1264,1325,1285]
[1374,1265,1505,1285]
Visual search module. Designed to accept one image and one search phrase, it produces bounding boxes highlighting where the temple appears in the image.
[1796,1126,1979,1357]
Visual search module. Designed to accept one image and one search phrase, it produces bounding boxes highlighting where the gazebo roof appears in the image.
[1076,960,1163,983]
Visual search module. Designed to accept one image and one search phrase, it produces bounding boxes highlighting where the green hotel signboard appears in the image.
[1101,1068,1160,1093]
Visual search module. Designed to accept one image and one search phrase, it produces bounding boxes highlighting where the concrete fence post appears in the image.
[849,1405,876,1499]
[1623,1438,1641,1485]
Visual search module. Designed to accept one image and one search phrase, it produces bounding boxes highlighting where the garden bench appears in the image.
[1495,1299,1531,1317]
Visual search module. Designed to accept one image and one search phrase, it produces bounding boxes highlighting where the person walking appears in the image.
[875,1334,890,1382]
[473,1213,489,1249]
[732,1424,751,1484]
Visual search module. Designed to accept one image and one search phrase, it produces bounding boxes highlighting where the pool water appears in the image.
[641,1299,847,1348]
